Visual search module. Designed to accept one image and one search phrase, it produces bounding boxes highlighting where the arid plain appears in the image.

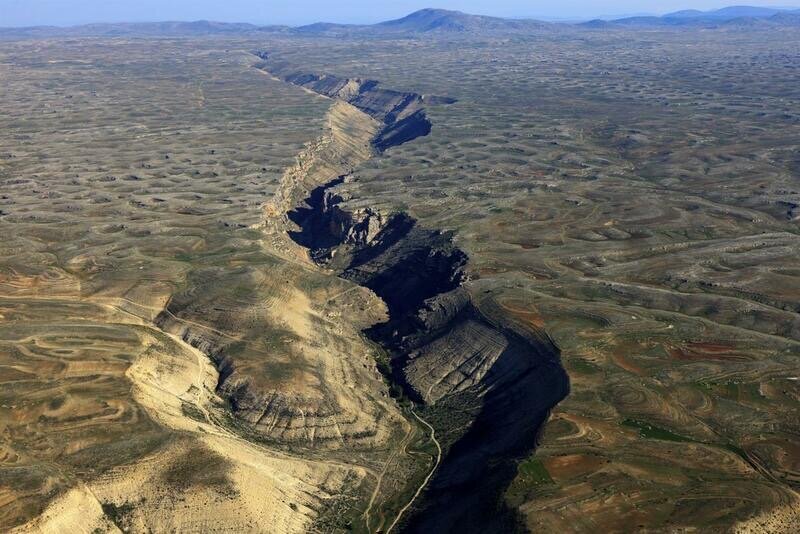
[2,13,800,534]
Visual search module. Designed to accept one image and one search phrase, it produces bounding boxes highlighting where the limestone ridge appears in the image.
[253,51,454,152]
[266,56,569,531]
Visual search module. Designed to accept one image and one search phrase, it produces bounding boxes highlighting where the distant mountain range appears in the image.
[668,6,787,19]
[0,9,551,39]
[2,6,800,38]
[586,5,800,27]
[0,20,289,39]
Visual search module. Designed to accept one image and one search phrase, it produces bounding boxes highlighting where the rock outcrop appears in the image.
[256,54,568,531]
[286,165,569,533]
[254,52,440,152]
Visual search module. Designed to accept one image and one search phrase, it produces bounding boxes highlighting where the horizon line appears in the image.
[2,4,799,30]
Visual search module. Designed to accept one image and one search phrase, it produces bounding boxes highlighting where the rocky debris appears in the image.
[288,176,391,265]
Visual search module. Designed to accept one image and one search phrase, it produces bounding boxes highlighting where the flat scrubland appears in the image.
[1,24,800,533]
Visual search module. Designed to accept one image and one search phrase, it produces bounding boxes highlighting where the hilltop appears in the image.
[295,8,549,36]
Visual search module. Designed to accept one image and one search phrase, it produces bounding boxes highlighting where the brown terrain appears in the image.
[2,8,800,533]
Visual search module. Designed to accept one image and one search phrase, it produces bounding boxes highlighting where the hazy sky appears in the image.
[1,1,795,27]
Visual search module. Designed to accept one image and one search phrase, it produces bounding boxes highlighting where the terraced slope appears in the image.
[154,98,402,451]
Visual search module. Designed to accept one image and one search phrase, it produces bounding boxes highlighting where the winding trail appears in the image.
[362,417,414,530]
[385,410,442,534]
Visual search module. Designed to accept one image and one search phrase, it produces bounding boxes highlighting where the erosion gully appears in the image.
[256,52,569,533]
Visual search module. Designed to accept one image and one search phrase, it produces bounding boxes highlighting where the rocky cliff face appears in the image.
[254,51,436,152]
[287,174,569,533]
[149,96,402,453]
[254,54,568,531]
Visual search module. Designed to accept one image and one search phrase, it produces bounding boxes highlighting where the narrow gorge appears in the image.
[257,53,571,532]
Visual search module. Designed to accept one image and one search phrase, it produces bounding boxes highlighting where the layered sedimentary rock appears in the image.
[254,51,436,152]
[0,43,390,533]
[254,77,568,528]
[254,53,568,531]
[152,96,401,451]
[287,174,569,531]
